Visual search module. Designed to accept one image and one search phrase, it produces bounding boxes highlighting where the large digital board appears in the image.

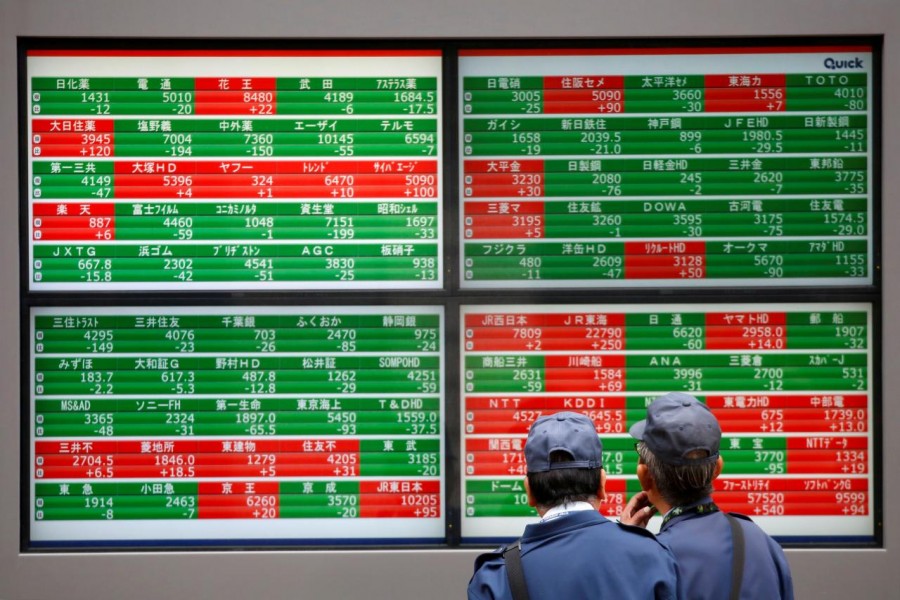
[459,46,875,288]
[30,306,444,545]
[26,50,443,291]
[460,303,875,542]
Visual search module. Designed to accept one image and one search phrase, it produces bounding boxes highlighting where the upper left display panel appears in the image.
[24,48,443,291]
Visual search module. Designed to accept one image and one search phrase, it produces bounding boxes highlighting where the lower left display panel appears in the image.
[28,305,445,548]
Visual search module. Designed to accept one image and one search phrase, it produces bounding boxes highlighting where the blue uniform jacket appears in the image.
[468,510,680,600]
[657,498,794,600]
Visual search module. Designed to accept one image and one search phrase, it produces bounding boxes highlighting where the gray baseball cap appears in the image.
[525,412,603,473]
[629,392,721,466]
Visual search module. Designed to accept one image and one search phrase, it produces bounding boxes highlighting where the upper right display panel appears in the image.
[458,44,877,289]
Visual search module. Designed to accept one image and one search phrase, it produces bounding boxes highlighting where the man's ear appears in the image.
[524,477,537,507]
[598,468,607,502]
[712,455,724,480]
[636,463,653,492]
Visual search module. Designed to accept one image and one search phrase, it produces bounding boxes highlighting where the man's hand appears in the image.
[619,491,657,528]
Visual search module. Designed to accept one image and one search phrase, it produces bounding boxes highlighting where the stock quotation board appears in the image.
[460,303,874,542]
[26,50,443,291]
[459,47,874,288]
[21,40,880,549]
[29,306,444,545]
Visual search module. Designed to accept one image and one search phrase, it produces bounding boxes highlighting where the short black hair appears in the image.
[637,442,716,507]
[527,450,602,510]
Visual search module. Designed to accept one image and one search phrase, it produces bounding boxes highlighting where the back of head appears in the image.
[525,412,603,509]
[630,393,722,506]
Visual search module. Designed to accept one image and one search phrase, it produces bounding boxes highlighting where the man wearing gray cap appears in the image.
[468,411,680,600]
[621,392,793,599]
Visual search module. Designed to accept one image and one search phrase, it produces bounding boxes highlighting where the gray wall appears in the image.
[1,0,897,598]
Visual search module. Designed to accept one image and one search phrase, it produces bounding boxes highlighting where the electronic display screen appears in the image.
[26,49,443,291]
[459,46,875,288]
[20,37,881,551]
[460,303,875,543]
[29,306,445,546]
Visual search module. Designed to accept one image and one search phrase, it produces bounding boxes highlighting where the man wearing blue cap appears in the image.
[468,411,680,600]
[622,392,793,599]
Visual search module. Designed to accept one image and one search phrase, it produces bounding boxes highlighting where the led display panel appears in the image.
[460,303,875,543]
[459,46,875,288]
[29,306,444,546]
[26,50,442,291]
[20,37,881,552]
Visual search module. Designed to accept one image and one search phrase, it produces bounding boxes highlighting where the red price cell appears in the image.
[464,407,626,435]
[464,201,546,240]
[705,313,787,349]
[465,456,528,477]
[705,87,787,112]
[543,87,626,114]
[464,438,526,477]
[544,355,626,387]
[34,453,115,479]
[193,77,277,116]
[32,142,113,158]
[464,173,545,192]
[198,484,280,519]
[359,481,441,518]
[31,132,115,158]
[624,241,706,279]
[33,215,115,242]
[31,119,116,158]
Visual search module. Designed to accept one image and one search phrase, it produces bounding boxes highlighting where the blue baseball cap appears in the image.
[525,412,603,473]
[629,392,721,466]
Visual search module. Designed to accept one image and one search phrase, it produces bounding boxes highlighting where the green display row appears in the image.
[34,266,439,284]
[462,139,863,155]
[34,313,440,328]
[33,244,438,258]
[463,114,867,131]
[33,77,440,91]
[35,413,440,437]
